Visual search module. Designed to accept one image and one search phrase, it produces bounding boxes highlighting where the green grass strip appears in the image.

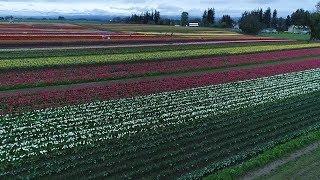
[262,147,320,179]
[260,32,310,41]
[204,128,320,180]
[1,43,320,70]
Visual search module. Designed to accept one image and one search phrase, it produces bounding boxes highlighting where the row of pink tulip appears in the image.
[1,59,319,115]
[1,48,319,89]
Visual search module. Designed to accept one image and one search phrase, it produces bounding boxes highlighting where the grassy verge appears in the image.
[204,129,320,180]
[260,146,320,179]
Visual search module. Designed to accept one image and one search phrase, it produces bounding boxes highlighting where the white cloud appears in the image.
[0,0,317,17]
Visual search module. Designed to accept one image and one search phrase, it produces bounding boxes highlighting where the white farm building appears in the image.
[188,23,199,27]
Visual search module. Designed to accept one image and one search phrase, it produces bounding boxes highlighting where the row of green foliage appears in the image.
[204,121,320,180]
[0,41,294,60]
[2,89,320,179]
[1,43,319,70]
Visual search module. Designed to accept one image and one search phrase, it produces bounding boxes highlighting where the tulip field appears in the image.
[1,22,320,179]
[0,23,291,48]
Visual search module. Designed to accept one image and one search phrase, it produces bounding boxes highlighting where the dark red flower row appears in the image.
[1,59,319,115]
[0,35,278,41]
[1,48,319,89]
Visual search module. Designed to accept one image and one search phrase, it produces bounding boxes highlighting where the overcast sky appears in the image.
[0,0,318,17]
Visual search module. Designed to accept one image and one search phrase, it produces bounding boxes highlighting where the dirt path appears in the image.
[241,141,320,180]
[0,39,291,51]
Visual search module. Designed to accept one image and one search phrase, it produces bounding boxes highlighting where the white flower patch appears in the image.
[1,68,320,164]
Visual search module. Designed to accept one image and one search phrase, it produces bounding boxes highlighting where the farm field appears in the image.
[1,22,320,179]
[0,22,290,48]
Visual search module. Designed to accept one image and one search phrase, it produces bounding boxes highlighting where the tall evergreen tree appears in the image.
[310,7,320,40]
[154,10,161,24]
[308,12,320,41]
[285,15,292,28]
[207,8,215,25]
[181,12,189,26]
[291,9,310,26]
[220,15,234,28]
[271,9,278,29]
[276,17,287,31]
[259,9,264,23]
[263,7,272,28]
[239,11,264,34]
[202,10,208,26]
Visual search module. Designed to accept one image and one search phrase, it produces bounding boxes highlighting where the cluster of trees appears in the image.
[127,10,161,24]
[239,7,317,34]
[238,2,320,40]
[58,16,66,21]
[202,8,215,26]
[108,2,320,40]
[219,15,234,28]
[0,16,14,21]
[239,8,281,34]
[290,9,311,26]
[181,8,234,28]
[111,10,176,25]
[309,2,320,40]
[181,12,189,26]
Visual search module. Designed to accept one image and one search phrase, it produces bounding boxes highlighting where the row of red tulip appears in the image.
[1,48,319,89]
[0,35,281,41]
[1,59,319,115]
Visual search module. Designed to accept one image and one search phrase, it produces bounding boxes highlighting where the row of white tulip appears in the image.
[1,68,320,166]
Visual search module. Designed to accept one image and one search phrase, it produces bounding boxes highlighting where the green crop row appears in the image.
[1,43,319,70]
[2,88,320,179]
[2,69,320,178]
[0,41,294,60]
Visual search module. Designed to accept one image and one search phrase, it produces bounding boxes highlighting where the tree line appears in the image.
[239,8,312,34]
[180,8,233,28]
[110,2,320,40]
[112,8,233,28]
[111,7,314,33]
[111,10,177,25]
[239,2,320,40]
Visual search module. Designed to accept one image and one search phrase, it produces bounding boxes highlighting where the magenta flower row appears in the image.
[1,48,319,89]
[1,59,319,115]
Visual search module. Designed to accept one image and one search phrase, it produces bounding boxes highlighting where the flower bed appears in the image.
[1,43,318,70]
[2,68,320,179]
[1,59,320,115]
[1,48,319,90]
